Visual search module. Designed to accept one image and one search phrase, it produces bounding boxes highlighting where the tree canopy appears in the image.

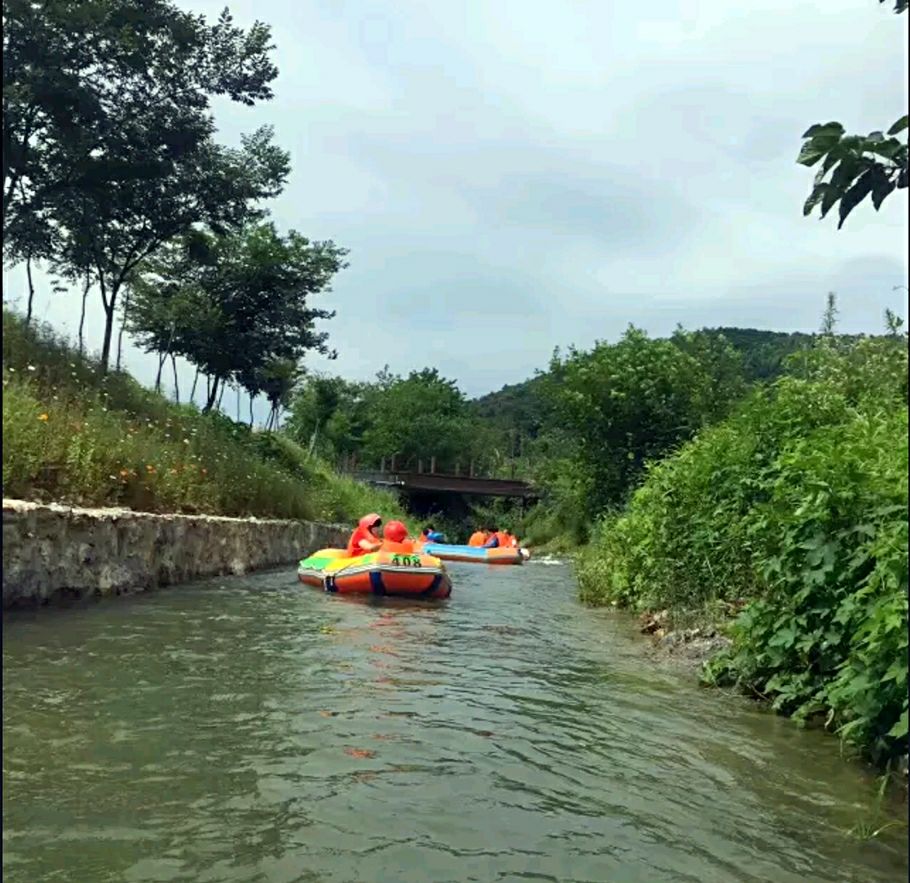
[2,0,292,370]
[127,223,347,412]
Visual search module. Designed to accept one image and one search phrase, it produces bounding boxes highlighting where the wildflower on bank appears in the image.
[38,413,49,422]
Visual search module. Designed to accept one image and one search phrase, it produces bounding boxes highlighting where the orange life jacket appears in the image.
[468,531,486,547]
[346,513,381,557]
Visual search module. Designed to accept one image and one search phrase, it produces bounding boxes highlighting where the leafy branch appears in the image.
[798,0,907,227]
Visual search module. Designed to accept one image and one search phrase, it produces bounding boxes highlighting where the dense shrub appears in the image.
[576,335,909,765]
[539,327,748,527]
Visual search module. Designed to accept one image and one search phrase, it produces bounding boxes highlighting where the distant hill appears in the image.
[472,375,545,439]
[471,327,866,436]
[707,327,817,382]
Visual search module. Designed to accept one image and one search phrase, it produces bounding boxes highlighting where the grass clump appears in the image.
[576,335,909,767]
[2,310,408,526]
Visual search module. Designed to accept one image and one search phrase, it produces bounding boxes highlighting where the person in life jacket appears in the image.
[494,528,514,548]
[420,525,445,544]
[468,528,487,547]
[381,520,415,554]
[346,513,383,557]
[482,526,500,548]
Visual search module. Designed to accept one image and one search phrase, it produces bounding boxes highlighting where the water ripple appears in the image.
[3,563,908,882]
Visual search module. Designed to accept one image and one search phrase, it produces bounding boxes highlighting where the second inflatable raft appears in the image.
[419,543,527,565]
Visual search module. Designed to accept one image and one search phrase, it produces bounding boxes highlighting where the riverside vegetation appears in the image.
[574,326,908,771]
[2,311,407,526]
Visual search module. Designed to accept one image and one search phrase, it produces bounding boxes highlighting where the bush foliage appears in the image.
[576,334,908,766]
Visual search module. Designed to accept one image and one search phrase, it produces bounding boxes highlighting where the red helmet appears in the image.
[383,520,408,542]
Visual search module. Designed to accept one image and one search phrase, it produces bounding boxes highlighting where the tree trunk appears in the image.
[190,368,199,404]
[155,352,167,393]
[115,287,131,372]
[236,386,241,422]
[217,383,225,410]
[98,276,118,374]
[249,396,255,428]
[78,275,90,356]
[203,375,220,413]
[25,256,35,326]
[171,354,179,404]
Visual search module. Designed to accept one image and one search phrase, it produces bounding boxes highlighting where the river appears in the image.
[3,560,907,882]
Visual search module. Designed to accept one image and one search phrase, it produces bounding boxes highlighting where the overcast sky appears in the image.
[4,0,907,411]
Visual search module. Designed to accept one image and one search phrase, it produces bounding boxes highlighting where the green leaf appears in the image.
[797,141,830,168]
[820,177,843,218]
[837,170,874,228]
[802,122,846,139]
[887,115,908,136]
[867,138,903,161]
[803,184,829,216]
[769,624,798,649]
[887,709,908,739]
[870,168,897,211]
[830,156,862,191]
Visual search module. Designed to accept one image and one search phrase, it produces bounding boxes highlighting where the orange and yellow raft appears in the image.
[298,547,452,599]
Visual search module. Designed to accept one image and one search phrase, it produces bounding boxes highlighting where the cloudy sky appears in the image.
[4,0,907,410]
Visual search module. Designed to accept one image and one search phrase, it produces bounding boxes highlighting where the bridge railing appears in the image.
[336,453,530,481]
[336,454,538,498]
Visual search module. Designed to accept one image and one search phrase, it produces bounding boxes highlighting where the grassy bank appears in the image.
[576,334,909,769]
[2,311,409,527]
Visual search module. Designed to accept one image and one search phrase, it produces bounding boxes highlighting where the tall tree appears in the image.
[361,368,474,472]
[543,327,720,516]
[128,223,346,411]
[2,0,286,369]
[255,358,303,430]
[286,375,372,460]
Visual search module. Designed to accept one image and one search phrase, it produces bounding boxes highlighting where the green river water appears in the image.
[3,561,908,882]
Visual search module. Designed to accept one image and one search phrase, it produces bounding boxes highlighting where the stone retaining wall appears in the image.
[2,498,348,608]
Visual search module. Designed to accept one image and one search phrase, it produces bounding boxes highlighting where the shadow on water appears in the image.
[3,561,908,882]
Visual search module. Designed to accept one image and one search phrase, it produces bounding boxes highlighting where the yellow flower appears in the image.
[38,413,49,421]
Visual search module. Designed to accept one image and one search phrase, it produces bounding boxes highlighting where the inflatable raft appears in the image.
[419,543,527,565]
[298,548,452,599]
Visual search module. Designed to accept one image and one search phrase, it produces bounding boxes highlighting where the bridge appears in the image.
[341,462,538,500]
